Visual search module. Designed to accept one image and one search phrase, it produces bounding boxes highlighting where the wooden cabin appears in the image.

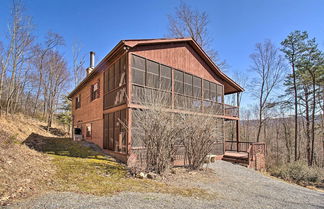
[68,38,265,169]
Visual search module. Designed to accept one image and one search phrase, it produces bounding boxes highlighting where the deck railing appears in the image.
[224,104,239,118]
[225,140,251,152]
[224,140,266,170]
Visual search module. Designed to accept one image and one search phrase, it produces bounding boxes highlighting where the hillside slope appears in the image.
[0,114,65,205]
[0,114,213,206]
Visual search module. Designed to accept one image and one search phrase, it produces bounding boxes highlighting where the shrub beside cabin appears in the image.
[68,38,247,167]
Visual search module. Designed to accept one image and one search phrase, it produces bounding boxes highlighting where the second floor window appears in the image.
[75,94,81,109]
[91,81,100,101]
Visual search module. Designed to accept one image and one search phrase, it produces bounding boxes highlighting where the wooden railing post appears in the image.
[236,120,240,152]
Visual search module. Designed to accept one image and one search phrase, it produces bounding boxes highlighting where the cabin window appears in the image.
[91,80,100,101]
[74,127,81,135]
[86,123,92,137]
[75,94,81,109]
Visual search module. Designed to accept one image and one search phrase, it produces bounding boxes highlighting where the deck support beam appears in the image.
[236,92,240,152]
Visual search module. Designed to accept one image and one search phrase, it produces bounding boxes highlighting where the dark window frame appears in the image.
[86,123,92,138]
[75,94,81,109]
[90,80,100,101]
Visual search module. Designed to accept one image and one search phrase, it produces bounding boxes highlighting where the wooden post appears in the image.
[236,92,240,152]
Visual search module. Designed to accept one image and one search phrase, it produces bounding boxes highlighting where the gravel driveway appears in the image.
[5,161,324,209]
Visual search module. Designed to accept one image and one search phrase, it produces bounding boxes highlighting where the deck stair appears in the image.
[222,151,249,166]
[223,141,266,170]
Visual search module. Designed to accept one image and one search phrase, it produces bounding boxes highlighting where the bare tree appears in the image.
[131,91,182,174]
[72,43,85,87]
[0,0,34,115]
[42,50,69,129]
[180,113,223,170]
[167,2,225,67]
[250,40,285,142]
[32,32,64,117]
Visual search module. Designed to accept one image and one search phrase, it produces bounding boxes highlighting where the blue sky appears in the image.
[0,0,323,107]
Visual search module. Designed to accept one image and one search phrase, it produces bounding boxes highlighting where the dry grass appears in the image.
[0,134,55,205]
[0,113,65,142]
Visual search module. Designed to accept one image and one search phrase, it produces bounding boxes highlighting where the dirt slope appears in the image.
[0,114,65,205]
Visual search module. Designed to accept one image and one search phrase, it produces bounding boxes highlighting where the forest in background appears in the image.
[0,0,323,174]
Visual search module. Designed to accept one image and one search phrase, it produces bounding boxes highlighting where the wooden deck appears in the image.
[223,141,266,170]
[222,151,249,166]
[224,151,248,158]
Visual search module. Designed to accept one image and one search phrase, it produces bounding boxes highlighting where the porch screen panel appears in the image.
[132,55,145,86]
[103,114,109,149]
[203,80,210,100]
[217,84,224,103]
[114,111,121,152]
[146,60,159,88]
[105,110,127,153]
[131,109,145,148]
[104,71,109,94]
[120,109,127,153]
[120,55,126,86]
[160,65,171,91]
[132,85,145,104]
[108,113,114,150]
[192,76,202,111]
[114,60,120,88]
[203,80,211,112]
[209,118,225,155]
[108,65,114,91]
[210,83,217,102]
[193,76,202,98]
[104,55,127,109]
[174,70,184,94]
[184,73,193,96]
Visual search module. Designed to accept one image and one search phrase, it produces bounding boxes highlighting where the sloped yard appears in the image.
[22,134,213,198]
[6,160,324,209]
[0,114,214,206]
[1,115,323,208]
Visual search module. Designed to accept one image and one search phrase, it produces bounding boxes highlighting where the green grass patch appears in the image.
[51,155,214,198]
[32,136,216,199]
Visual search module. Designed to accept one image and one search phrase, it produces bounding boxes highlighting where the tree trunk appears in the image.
[304,87,311,166]
[292,63,298,161]
[310,79,316,166]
